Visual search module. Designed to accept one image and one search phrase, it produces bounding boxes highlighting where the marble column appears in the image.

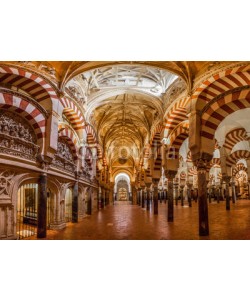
[141,188,145,208]
[208,185,212,203]
[180,185,184,206]
[97,189,100,209]
[137,189,141,206]
[187,183,192,207]
[174,182,178,206]
[72,181,78,223]
[164,190,167,204]
[216,187,220,203]
[231,180,236,204]
[146,187,151,210]
[101,188,105,208]
[223,176,231,210]
[87,189,92,215]
[132,186,137,205]
[153,179,159,215]
[37,173,47,238]
[167,171,176,222]
[196,159,209,236]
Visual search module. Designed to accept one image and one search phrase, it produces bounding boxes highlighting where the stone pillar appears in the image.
[87,188,92,215]
[208,185,212,203]
[196,159,210,236]
[137,189,141,206]
[37,173,47,238]
[153,179,159,215]
[101,187,105,208]
[159,191,162,203]
[166,171,176,222]
[132,186,137,205]
[219,185,223,201]
[146,185,151,210]
[216,187,220,203]
[141,188,145,208]
[194,187,198,203]
[72,181,78,223]
[164,189,167,204]
[223,176,231,210]
[174,182,178,205]
[129,192,132,203]
[231,179,236,204]
[187,183,192,207]
[180,185,184,206]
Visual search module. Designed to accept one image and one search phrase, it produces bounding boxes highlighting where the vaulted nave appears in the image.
[1,61,250,240]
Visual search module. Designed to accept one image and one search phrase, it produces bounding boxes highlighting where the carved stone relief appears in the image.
[0,110,39,160]
[0,170,15,200]
[52,137,76,173]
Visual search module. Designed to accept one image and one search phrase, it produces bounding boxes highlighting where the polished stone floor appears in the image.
[28,199,250,240]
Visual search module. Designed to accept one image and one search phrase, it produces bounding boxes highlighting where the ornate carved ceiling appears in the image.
[72,65,176,173]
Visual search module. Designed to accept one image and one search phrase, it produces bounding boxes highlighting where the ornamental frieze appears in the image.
[0,110,39,160]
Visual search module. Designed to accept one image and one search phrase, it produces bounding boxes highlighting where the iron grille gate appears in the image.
[17,184,52,239]
[17,183,38,239]
[65,188,72,222]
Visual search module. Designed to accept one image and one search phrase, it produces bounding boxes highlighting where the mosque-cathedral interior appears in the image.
[0,61,250,240]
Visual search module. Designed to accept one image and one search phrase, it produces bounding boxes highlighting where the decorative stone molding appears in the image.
[0,170,15,201]
[52,138,76,174]
[0,110,39,161]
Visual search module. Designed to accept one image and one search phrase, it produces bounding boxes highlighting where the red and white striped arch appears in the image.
[163,97,189,137]
[188,166,197,176]
[201,88,250,141]
[84,123,98,145]
[58,124,80,150]
[192,64,250,109]
[58,127,79,160]
[224,128,248,152]
[61,97,86,132]
[0,92,46,144]
[168,122,189,159]
[150,123,164,145]
[232,163,248,176]
[226,150,250,167]
[0,65,59,106]
[210,158,221,166]
[235,171,248,181]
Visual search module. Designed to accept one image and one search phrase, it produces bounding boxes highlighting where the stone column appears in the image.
[231,178,236,204]
[180,185,184,206]
[159,190,162,203]
[101,188,105,208]
[97,188,101,210]
[174,182,179,206]
[137,189,141,206]
[37,173,47,238]
[132,186,137,205]
[223,176,231,210]
[196,158,210,236]
[216,186,220,203]
[208,185,212,203]
[87,188,92,215]
[187,183,192,207]
[141,188,145,208]
[146,184,151,210]
[219,185,223,201]
[72,181,78,223]
[153,179,159,215]
[166,171,176,222]
[164,189,167,204]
